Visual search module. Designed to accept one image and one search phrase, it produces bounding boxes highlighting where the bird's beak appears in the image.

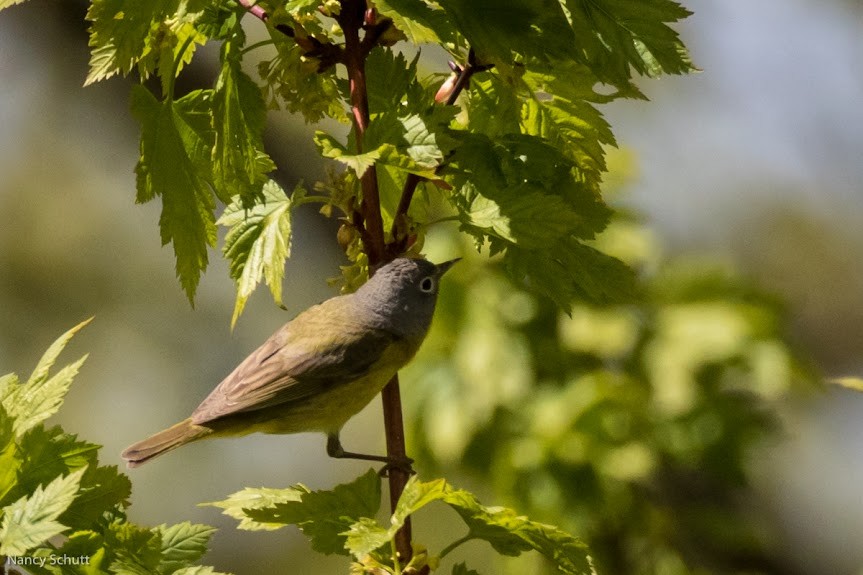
[435,258,461,276]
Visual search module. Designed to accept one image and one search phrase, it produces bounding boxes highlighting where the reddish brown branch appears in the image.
[387,50,493,257]
[338,0,411,564]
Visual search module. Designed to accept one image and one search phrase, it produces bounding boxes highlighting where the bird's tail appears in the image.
[121,418,211,468]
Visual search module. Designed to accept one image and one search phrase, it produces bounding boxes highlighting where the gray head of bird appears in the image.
[353,257,460,340]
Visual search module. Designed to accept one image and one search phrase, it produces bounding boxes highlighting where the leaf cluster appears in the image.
[0,0,696,319]
[0,321,228,575]
[206,469,595,574]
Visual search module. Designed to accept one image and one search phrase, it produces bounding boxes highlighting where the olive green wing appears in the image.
[191,310,399,425]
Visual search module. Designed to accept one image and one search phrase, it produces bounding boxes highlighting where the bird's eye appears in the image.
[420,277,435,293]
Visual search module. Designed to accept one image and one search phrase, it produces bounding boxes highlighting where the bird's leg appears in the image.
[326,433,414,476]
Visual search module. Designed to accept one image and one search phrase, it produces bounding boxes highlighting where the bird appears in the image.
[121,257,458,468]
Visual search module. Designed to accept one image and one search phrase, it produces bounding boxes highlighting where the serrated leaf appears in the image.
[259,32,347,123]
[562,0,694,84]
[157,521,217,573]
[212,30,275,206]
[107,521,163,575]
[315,132,381,178]
[0,467,85,555]
[203,486,305,531]
[52,530,109,575]
[131,85,218,304]
[85,0,207,85]
[241,469,381,555]
[3,355,89,437]
[219,180,300,326]
[28,317,93,387]
[505,239,636,313]
[372,0,457,45]
[62,466,132,531]
[16,426,100,501]
[0,405,21,506]
[347,477,594,574]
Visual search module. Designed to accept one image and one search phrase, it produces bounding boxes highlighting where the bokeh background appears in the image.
[1,1,861,573]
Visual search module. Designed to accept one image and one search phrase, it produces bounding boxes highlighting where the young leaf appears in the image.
[225,469,382,555]
[219,180,302,326]
[85,0,207,86]
[3,356,88,438]
[212,29,275,206]
[2,319,91,439]
[0,467,86,555]
[315,132,381,178]
[0,405,21,506]
[203,486,304,531]
[26,317,93,389]
[158,521,218,573]
[131,85,218,304]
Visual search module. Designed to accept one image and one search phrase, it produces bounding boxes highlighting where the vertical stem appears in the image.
[342,1,385,266]
[381,374,412,548]
[339,0,412,564]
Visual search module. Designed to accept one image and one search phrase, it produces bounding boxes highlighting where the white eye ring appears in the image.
[420,276,435,293]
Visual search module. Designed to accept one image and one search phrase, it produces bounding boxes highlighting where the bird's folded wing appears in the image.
[190,317,399,424]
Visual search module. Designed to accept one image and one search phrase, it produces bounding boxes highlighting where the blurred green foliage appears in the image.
[407,211,817,574]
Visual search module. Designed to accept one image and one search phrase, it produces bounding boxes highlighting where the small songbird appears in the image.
[121,257,458,468]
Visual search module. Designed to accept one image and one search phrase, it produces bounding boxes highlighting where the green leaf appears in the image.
[505,239,636,313]
[62,465,132,531]
[131,85,218,304]
[26,317,93,388]
[107,521,163,575]
[219,180,301,326]
[85,0,207,86]
[451,563,481,575]
[203,486,304,531]
[212,29,275,206]
[240,469,381,555]
[364,48,421,114]
[259,31,347,123]
[437,0,580,66]
[2,321,90,438]
[346,476,594,574]
[372,0,457,45]
[315,132,381,178]
[16,426,99,499]
[157,521,217,574]
[0,405,21,506]
[52,530,110,575]
[0,467,85,555]
[562,0,695,83]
